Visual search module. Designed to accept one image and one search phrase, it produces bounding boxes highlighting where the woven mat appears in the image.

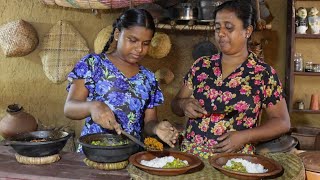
[15,154,60,165]
[127,153,305,180]
[84,158,128,170]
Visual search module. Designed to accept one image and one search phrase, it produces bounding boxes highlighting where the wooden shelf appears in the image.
[295,34,320,39]
[294,72,320,76]
[292,109,320,114]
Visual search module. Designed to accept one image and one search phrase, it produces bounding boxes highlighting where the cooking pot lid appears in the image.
[298,151,320,172]
[255,135,298,154]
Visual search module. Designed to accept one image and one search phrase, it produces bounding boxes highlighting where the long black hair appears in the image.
[213,0,256,31]
[102,8,155,53]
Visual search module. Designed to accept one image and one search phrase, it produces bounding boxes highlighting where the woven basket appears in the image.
[39,20,89,84]
[94,25,115,54]
[0,20,38,57]
[147,32,171,59]
[44,0,154,9]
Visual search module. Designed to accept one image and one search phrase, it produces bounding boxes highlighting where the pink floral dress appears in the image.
[180,52,284,159]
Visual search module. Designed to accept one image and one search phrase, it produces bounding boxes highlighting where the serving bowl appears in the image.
[78,133,139,163]
[129,150,203,176]
[209,153,283,180]
[7,130,71,157]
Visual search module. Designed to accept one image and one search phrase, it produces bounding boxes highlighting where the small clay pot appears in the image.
[0,104,37,139]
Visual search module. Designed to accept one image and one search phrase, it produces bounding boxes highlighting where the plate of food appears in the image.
[129,150,203,176]
[209,153,283,180]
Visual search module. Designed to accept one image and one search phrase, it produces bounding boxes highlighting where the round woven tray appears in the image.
[15,154,60,165]
[127,153,305,180]
[84,158,128,170]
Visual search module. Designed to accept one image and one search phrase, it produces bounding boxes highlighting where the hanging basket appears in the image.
[39,20,89,84]
[147,32,171,59]
[0,20,38,57]
[41,0,154,9]
[94,25,115,54]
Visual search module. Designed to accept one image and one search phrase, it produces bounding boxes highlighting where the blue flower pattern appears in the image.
[67,53,164,149]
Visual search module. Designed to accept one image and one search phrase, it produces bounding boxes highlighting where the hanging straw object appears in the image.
[0,20,38,57]
[39,20,89,84]
[147,32,171,59]
[155,67,174,84]
[41,0,154,9]
[94,25,115,54]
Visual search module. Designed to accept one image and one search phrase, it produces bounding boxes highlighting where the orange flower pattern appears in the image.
[180,52,283,159]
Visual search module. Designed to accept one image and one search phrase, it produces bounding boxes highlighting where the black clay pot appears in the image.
[78,133,139,163]
[7,130,71,157]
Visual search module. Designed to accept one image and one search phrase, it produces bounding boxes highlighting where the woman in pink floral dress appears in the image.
[171,0,290,159]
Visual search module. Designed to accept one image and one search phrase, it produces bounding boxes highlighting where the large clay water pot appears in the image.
[0,104,37,139]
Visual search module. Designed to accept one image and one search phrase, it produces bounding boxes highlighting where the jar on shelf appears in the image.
[294,53,303,72]
[305,61,313,72]
[312,63,320,72]
[295,101,305,110]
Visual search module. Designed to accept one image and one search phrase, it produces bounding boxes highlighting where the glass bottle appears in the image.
[305,61,313,72]
[294,53,303,72]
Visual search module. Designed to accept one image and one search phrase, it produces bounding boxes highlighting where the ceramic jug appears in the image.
[0,104,37,139]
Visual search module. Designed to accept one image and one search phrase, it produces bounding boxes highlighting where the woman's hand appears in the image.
[212,131,249,153]
[180,98,207,118]
[90,101,121,134]
[154,121,179,148]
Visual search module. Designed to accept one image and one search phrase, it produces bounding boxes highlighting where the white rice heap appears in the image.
[225,158,268,173]
[140,156,188,168]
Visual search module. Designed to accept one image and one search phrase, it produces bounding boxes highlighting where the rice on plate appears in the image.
[223,158,268,173]
[140,156,189,168]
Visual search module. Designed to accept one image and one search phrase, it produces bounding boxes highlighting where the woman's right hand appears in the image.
[90,101,121,134]
[180,98,207,118]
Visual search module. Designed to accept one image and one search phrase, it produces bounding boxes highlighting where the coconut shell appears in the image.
[94,25,115,54]
[0,20,38,57]
[148,32,171,59]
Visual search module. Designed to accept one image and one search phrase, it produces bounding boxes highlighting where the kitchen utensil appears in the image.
[136,3,170,22]
[298,151,320,173]
[198,0,223,20]
[6,130,71,157]
[78,133,139,163]
[209,153,283,180]
[129,151,203,176]
[175,3,198,20]
[120,129,146,149]
[255,134,298,154]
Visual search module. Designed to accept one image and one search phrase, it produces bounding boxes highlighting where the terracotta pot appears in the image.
[0,104,37,139]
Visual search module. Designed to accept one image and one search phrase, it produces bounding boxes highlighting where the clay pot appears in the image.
[0,104,37,139]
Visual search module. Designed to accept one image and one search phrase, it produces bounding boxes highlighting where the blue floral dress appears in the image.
[181,52,284,159]
[67,53,164,151]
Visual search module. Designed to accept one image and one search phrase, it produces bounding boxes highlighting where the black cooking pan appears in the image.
[4,130,71,157]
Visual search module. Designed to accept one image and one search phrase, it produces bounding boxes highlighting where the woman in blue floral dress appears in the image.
[64,9,178,152]
[171,0,291,159]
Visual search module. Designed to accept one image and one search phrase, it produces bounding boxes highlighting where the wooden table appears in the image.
[0,145,131,180]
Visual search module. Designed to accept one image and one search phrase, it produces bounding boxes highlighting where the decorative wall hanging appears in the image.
[147,32,171,59]
[94,25,115,54]
[0,20,38,57]
[41,0,154,9]
[39,20,89,84]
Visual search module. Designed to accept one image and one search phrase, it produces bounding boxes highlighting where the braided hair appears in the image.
[102,8,155,53]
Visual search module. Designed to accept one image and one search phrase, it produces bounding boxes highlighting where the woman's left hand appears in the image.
[155,121,179,148]
[212,131,249,153]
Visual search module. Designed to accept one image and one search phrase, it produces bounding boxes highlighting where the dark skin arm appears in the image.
[212,99,291,153]
[171,83,291,153]
[171,83,207,118]
[64,79,178,147]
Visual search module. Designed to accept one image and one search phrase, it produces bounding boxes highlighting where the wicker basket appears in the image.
[0,20,38,57]
[42,0,154,9]
[39,20,89,84]
[15,154,60,165]
[94,25,115,54]
[147,32,171,59]
[84,158,128,170]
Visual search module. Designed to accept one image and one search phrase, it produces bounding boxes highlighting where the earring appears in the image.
[115,38,118,41]
[246,35,249,38]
